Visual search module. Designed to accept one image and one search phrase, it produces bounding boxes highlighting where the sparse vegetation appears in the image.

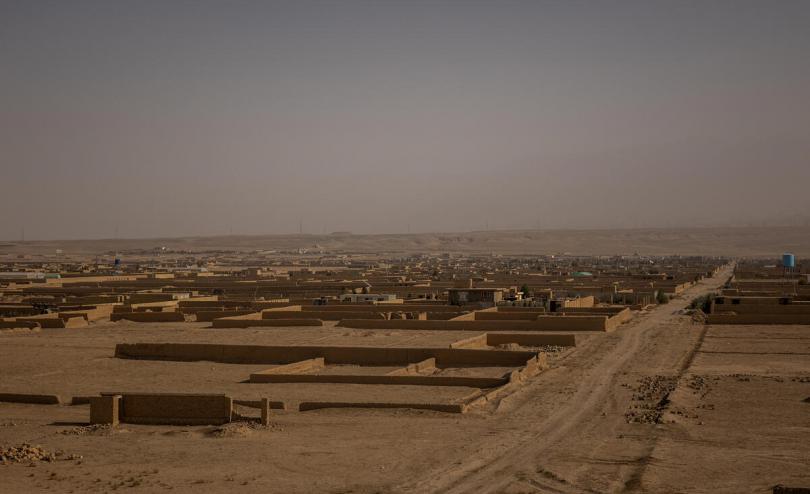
[656,290,669,304]
[689,293,717,314]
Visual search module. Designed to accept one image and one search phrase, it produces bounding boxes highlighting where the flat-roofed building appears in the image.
[447,288,504,307]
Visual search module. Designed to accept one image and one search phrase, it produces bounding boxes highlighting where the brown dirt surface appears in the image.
[2,264,809,492]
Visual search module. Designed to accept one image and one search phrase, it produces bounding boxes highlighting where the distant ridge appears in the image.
[4,226,810,257]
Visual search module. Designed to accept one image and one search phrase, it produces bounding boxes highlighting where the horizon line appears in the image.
[3,224,809,245]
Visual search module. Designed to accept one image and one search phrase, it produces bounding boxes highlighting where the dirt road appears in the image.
[400,264,735,494]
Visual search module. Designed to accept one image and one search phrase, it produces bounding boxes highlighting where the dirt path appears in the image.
[399,264,734,494]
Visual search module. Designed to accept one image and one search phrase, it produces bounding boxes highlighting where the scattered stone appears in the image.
[206,421,279,438]
[690,311,707,324]
[0,444,59,464]
[59,424,124,436]
[687,375,707,392]
[686,375,712,398]
[625,375,677,424]
[539,345,568,354]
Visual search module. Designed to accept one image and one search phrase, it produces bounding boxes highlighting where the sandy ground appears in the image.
[2,263,809,493]
[0,325,515,405]
[642,324,810,493]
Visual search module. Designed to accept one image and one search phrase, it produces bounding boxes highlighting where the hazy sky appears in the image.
[2,0,809,240]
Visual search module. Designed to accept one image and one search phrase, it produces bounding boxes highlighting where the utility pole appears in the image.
[299,218,303,235]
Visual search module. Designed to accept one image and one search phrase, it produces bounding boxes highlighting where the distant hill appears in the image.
[5,226,810,257]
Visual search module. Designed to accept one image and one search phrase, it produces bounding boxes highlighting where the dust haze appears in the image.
[2,0,810,241]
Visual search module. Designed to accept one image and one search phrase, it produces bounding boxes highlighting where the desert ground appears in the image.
[5,0,810,490]
[2,261,808,493]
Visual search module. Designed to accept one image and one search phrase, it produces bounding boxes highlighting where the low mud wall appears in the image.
[95,393,233,425]
[0,320,40,329]
[448,312,477,321]
[475,312,544,321]
[212,318,323,328]
[264,305,302,312]
[426,312,467,320]
[497,307,547,313]
[713,304,810,315]
[298,401,465,413]
[387,358,437,375]
[449,334,488,349]
[715,296,789,305]
[59,306,115,322]
[0,393,62,405]
[65,295,124,305]
[232,399,287,411]
[248,355,525,388]
[18,315,87,328]
[465,356,547,410]
[176,297,221,307]
[251,358,325,377]
[114,301,178,313]
[250,373,508,387]
[486,333,577,347]
[563,295,595,308]
[110,312,185,323]
[707,313,810,325]
[562,306,627,315]
[610,307,633,325]
[195,310,257,322]
[115,343,538,367]
[262,311,384,321]
[301,304,462,313]
[337,317,609,331]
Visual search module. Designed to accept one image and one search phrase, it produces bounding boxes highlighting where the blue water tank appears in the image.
[782,253,795,268]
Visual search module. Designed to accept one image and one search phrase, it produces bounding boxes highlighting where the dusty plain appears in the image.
[2,261,808,493]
